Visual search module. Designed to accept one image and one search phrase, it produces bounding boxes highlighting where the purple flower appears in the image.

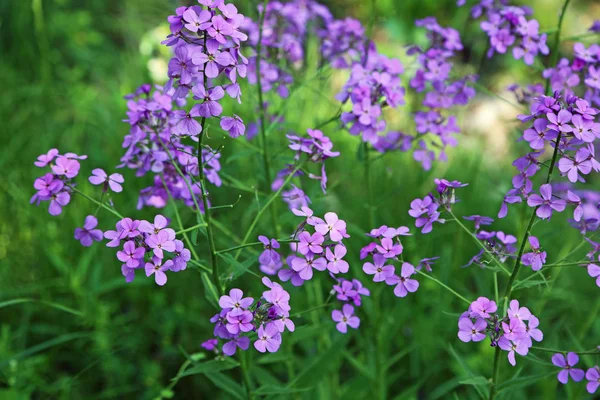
[409,196,434,218]
[463,215,494,230]
[144,257,173,286]
[507,300,531,321]
[417,256,439,272]
[588,263,600,287]
[469,297,497,319]
[192,39,233,78]
[527,184,566,219]
[586,366,600,394]
[171,240,191,272]
[191,85,225,118]
[207,15,234,44]
[333,280,357,302]
[523,315,543,346]
[375,237,403,258]
[220,115,246,138]
[552,352,585,384]
[387,262,419,298]
[226,310,254,335]
[223,336,250,356]
[558,148,593,183]
[168,46,196,85]
[51,156,80,178]
[117,240,145,268]
[219,289,254,316]
[363,254,395,282]
[145,230,176,259]
[502,318,527,341]
[291,253,327,280]
[254,323,281,353]
[89,168,125,193]
[522,118,557,150]
[314,212,347,242]
[74,215,103,247]
[296,231,324,255]
[201,338,218,351]
[34,149,59,167]
[498,337,529,366]
[547,110,572,132]
[331,304,360,333]
[139,215,170,235]
[457,317,487,342]
[262,284,291,313]
[521,236,546,271]
[325,244,349,274]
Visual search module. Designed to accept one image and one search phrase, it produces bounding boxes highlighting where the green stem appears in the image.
[255,0,279,238]
[416,270,471,305]
[545,0,572,95]
[561,32,599,42]
[93,191,105,216]
[531,346,600,355]
[364,142,375,228]
[490,3,571,399]
[240,351,254,399]
[488,347,501,400]
[71,188,123,219]
[195,34,222,294]
[447,211,510,275]
[175,222,208,235]
[234,162,305,260]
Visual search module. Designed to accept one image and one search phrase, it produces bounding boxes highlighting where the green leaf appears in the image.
[458,376,491,386]
[288,334,349,388]
[343,351,374,380]
[257,352,291,365]
[496,372,556,392]
[201,273,220,308]
[218,253,258,280]
[204,372,245,400]
[175,359,239,379]
[448,345,488,399]
[0,331,92,368]
[0,298,83,317]
[254,385,313,395]
[356,140,365,161]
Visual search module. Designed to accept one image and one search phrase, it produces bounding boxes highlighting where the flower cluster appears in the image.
[120,85,222,211]
[164,2,248,108]
[337,46,406,151]
[208,278,293,356]
[464,230,518,268]
[104,214,191,285]
[31,149,87,216]
[319,17,366,68]
[551,352,600,394]
[500,94,599,222]
[275,208,349,285]
[462,1,549,65]
[408,178,468,234]
[544,42,600,107]
[283,128,340,195]
[407,17,476,169]
[330,278,370,333]
[360,225,423,298]
[242,0,332,98]
[458,298,543,366]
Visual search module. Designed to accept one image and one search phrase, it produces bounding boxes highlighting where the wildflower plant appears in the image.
[21,0,600,398]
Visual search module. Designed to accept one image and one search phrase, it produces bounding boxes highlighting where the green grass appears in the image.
[1,0,600,398]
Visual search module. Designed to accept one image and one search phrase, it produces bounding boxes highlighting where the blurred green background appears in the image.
[1,0,600,398]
